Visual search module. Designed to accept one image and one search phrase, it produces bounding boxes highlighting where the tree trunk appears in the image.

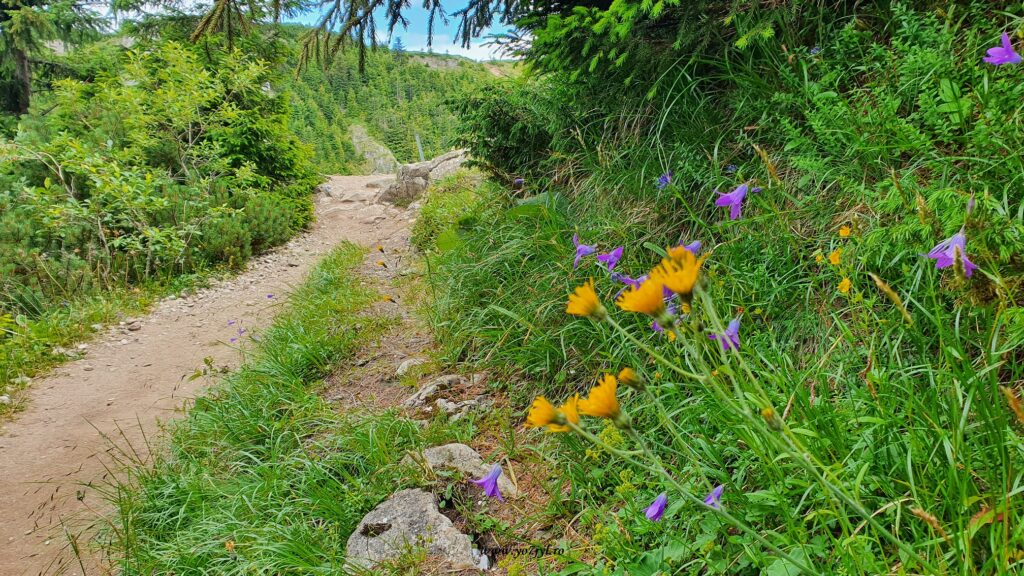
[12,46,31,114]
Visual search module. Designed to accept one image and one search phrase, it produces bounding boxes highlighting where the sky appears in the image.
[287,4,512,61]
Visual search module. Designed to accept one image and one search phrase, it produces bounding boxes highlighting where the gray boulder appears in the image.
[377,150,468,206]
[345,489,477,570]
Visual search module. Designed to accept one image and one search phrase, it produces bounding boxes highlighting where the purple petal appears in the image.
[596,246,624,271]
[729,203,742,220]
[681,240,702,254]
[703,485,724,510]
[471,464,504,502]
[644,492,667,521]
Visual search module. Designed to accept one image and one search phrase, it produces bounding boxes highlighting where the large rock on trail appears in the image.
[377,149,468,206]
[345,489,479,570]
[349,124,400,175]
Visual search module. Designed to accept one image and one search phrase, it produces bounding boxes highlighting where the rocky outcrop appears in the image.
[376,149,469,206]
[345,489,481,570]
[349,124,400,175]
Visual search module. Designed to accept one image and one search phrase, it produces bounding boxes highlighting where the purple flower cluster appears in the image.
[656,171,673,191]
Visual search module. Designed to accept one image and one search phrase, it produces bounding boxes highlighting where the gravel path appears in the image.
[0,175,410,576]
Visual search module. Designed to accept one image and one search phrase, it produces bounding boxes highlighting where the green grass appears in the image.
[422,5,1024,573]
[99,243,473,574]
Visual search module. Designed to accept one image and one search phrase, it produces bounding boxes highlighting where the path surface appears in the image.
[0,175,409,576]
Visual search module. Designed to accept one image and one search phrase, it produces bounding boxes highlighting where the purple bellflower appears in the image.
[645,492,668,521]
[715,183,749,220]
[984,33,1022,65]
[681,240,702,254]
[573,234,597,269]
[597,246,624,271]
[656,171,673,190]
[704,485,724,510]
[471,463,505,502]
[926,230,978,277]
[708,317,741,351]
[612,273,645,300]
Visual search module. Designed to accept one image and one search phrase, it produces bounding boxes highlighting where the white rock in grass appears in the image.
[395,357,427,378]
[403,443,518,498]
[402,375,464,408]
[346,489,476,570]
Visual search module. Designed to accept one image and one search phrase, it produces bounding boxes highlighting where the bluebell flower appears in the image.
[656,171,673,190]
[984,33,1022,65]
[926,230,978,277]
[708,317,741,351]
[596,246,624,271]
[715,183,749,220]
[645,492,668,521]
[572,234,597,269]
[471,463,505,502]
[704,485,724,510]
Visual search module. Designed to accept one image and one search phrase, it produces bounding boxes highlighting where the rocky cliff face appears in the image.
[348,124,400,175]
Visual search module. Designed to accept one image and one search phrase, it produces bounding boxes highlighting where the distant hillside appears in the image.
[281,33,496,173]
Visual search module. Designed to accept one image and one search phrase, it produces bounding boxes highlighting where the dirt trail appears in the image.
[0,175,411,576]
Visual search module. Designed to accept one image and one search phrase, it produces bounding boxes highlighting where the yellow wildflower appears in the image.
[828,248,842,265]
[657,246,705,296]
[838,277,852,294]
[527,395,578,432]
[526,396,558,428]
[616,275,667,316]
[579,374,620,419]
[815,253,824,264]
[553,395,581,432]
[566,279,607,319]
[839,225,851,238]
[618,368,644,391]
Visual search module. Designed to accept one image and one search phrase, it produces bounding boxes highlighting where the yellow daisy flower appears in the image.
[579,373,620,419]
[618,368,644,391]
[526,396,558,428]
[526,395,578,433]
[616,275,667,316]
[839,225,851,238]
[566,279,607,319]
[828,248,842,265]
[550,395,580,433]
[655,246,705,296]
[838,277,852,294]
[815,253,824,264]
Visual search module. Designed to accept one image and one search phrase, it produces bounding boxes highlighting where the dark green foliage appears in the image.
[0,40,317,317]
